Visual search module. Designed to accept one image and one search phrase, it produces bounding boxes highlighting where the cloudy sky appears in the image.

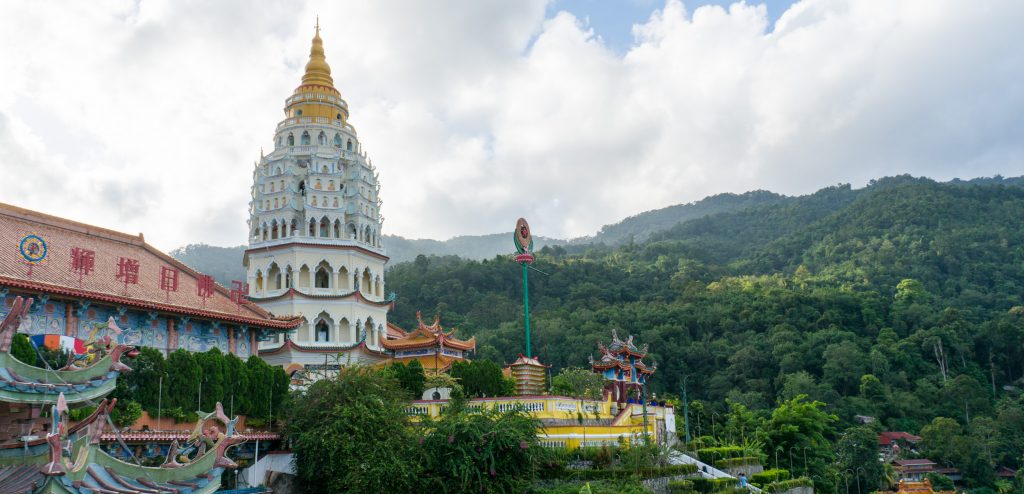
[0,0,1021,251]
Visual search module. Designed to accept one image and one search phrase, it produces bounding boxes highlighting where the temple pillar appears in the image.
[228,327,236,354]
[167,318,177,354]
[64,304,77,338]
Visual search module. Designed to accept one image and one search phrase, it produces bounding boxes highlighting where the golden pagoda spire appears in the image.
[301,17,334,88]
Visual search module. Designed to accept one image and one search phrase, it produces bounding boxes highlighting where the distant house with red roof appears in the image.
[880,431,922,455]
[893,459,937,480]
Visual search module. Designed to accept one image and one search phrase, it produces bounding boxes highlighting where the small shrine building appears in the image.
[380,312,476,373]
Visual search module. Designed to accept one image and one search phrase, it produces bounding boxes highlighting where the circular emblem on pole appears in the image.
[514,218,533,254]
[19,234,48,264]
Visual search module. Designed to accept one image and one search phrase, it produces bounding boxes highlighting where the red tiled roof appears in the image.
[894,459,936,466]
[254,287,394,307]
[879,431,922,445]
[0,203,300,329]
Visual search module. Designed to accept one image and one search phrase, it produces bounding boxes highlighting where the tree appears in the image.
[10,333,35,364]
[418,407,543,493]
[835,426,884,494]
[450,360,513,398]
[389,360,426,399]
[764,395,837,481]
[920,417,963,466]
[165,349,201,411]
[551,367,604,401]
[287,366,421,493]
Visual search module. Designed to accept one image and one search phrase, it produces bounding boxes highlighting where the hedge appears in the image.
[559,464,696,481]
[765,477,813,493]
[751,469,790,485]
[696,446,745,464]
[691,477,739,493]
[714,456,761,469]
[669,480,697,494]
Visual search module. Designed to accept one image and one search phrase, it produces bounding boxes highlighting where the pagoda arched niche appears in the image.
[333,219,342,237]
[347,223,357,240]
[254,270,264,293]
[308,218,316,237]
[361,269,372,295]
[337,266,350,290]
[338,317,352,343]
[267,263,282,290]
[314,260,332,289]
[319,217,330,237]
[374,275,382,297]
[364,317,376,347]
[313,311,334,343]
[298,264,311,288]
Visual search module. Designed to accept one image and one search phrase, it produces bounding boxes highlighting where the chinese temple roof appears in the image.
[0,202,300,329]
[381,312,476,352]
[590,329,657,375]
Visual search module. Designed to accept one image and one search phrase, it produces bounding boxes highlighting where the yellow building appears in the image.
[406,395,676,449]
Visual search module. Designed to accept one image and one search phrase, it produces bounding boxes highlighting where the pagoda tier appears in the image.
[590,329,657,404]
[0,297,246,494]
[507,354,549,396]
[381,312,475,372]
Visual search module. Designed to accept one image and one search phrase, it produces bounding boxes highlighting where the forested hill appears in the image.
[385,176,1024,435]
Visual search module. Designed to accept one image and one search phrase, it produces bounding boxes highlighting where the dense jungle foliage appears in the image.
[386,177,1024,485]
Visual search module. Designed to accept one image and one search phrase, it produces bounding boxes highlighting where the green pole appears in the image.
[522,262,531,357]
[682,377,692,443]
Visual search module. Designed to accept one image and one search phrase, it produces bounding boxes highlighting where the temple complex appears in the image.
[0,297,244,493]
[409,331,674,449]
[245,23,392,376]
[0,203,300,358]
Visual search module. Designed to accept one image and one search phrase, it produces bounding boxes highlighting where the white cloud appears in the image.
[0,0,1021,250]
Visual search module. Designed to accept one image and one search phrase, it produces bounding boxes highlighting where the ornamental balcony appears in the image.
[275,116,355,133]
[247,235,385,255]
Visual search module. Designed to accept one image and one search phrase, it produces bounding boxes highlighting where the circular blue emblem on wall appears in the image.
[19,234,48,264]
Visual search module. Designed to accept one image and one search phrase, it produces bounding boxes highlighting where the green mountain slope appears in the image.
[385,176,1024,439]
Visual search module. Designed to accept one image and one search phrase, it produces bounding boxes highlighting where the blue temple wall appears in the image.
[1,292,251,358]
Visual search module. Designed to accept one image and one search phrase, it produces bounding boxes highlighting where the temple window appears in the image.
[334,134,342,147]
[296,109,303,116]
[315,267,330,288]
[312,196,317,206]
[318,132,327,145]
[333,197,339,207]
[328,181,335,190]
[270,182,275,192]
[315,320,330,342]
[274,198,279,208]
[315,179,322,190]
[287,134,294,146]
[301,131,311,145]
[346,140,353,151]
[336,113,342,120]
[280,180,284,190]
[322,165,328,173]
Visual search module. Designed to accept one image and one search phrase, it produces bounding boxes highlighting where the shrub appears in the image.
[765,477,813,493]
[555,464,696,482]
[111,400,143,427]
[751,469,790,485]
[696,446,745,464]
[669,479,696,493]
[691,477,739,493]
[714,456,761,469]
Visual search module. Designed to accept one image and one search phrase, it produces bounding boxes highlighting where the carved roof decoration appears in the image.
[380,312,476,352]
